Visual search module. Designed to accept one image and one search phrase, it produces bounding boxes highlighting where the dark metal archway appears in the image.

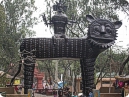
[12,0,122,96]
[20,20,121,95]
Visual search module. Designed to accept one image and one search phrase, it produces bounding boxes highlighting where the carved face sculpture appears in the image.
[86,15,122,48]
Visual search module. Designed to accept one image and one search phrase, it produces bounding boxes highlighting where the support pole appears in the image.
[55,60,58,96]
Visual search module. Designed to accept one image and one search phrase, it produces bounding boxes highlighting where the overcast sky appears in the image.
[33,0,129,48]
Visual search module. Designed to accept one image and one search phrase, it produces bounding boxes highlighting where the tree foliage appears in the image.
[0,0,37,71]
[96,46,127,76]
[43,0,129,37]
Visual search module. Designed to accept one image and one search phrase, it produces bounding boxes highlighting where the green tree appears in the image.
[37,60,56,84]
[95,45,127,85]
[71,60,80,92]
[0,0,37,72]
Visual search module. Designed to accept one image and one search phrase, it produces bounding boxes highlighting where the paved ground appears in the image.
[34,93,53,97]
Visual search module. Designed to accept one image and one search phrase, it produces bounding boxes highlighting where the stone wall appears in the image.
[6,94,28,97]
[0,87,28,97]
[100,93,121,97]
[100,87,121,93]
[0,87,14,94]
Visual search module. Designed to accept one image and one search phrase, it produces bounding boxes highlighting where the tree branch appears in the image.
[119,55,129,75]
[77,21,86,36]
[66,26,79,37]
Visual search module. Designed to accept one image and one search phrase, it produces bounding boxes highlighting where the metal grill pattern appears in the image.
[20,38,87,59]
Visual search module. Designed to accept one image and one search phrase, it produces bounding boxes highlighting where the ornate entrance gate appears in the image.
[11,0,122,96]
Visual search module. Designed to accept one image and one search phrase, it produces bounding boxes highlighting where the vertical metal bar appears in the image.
[109,47,111,93]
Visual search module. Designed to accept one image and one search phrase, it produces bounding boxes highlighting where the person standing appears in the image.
[73,92,77,97]
[64,87,71,97]
[88,89,93,97]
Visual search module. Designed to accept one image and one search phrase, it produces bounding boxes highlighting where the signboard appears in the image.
[14,79,20,85]
[93,89,100,97]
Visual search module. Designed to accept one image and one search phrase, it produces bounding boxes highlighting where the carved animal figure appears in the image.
[11,15,122,96]
[86,15,121,48]
[80,15,122,96]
